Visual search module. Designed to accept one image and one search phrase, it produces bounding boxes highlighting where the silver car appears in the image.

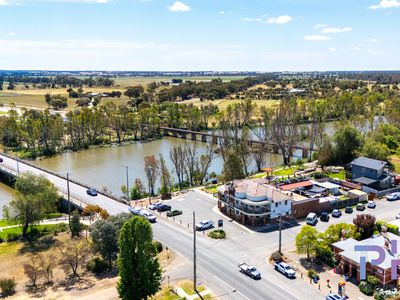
[386,192,400,201]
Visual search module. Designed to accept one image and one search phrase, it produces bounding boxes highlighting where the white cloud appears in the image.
[314,24,328,29]
[242,17,263,22]
[266,15,292,24]
[304,35,331,41]
[322,27,352,34]
[353,46,362,51]
[368,38,380,42]
[0,0,9,5]
[369,0,400,9]
[168,1,190,12]
[219,11,225,15]
[8,32,16,36]
[329,47,336,52]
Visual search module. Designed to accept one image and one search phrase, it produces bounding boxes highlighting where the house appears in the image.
[217,179,292,226]
[351,157,392,190]
[333,233,400,285]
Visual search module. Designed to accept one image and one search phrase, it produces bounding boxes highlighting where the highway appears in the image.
[0,153,325,300]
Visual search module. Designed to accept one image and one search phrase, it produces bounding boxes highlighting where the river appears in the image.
[0,182,14,218]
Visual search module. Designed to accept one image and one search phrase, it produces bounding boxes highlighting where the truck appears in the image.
[238,263,261,280]
[274,262,296,278]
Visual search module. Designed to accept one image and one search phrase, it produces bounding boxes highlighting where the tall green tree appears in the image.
[117,216,162,300]
[90,220,118,268]
[70,210,83,237]
[333,124,364,163]
[295,225,319,260]
[222,149,245,182]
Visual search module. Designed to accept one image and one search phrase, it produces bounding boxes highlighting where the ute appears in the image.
[274,262,296,278]
[238,263,261,280]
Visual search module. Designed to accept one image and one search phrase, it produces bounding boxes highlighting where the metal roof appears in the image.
[351,156,387,170]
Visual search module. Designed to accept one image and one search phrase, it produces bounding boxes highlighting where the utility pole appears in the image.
[193,211,197,292]
[278,214,282,254]
[16,157,20,175]
[125,166,130,205]
[67,172,71,223]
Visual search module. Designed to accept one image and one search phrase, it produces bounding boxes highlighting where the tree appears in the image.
[295,225,319,260]
[353,214,376,240]
[70,210,83,237]
[251,147,267,173]
[24,254,43,288]
[159,153,173,195]
[130,178,146,200]
[117,216,162,300]
[334,124,364,163]
[197,143,216,185]
[59,238,91,278]
[222,149,245,182]
[318,135,335,167]
[82,204,109,220]
[6,172,58,238]
[322,223,359,245]
[170,145,186,189]
[144,155,159,196]
[39,254,57,284]
[90,220,118,268]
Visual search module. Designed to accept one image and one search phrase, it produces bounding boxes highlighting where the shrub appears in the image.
[208,230,226,239]
[374,288,399,300]
[367,275,380,288]
[0,278,16,296]
[270,251,282,262]
[153,241,163,253]
[87,257,109,274]
[307,269,319,279]
[359,281,373,296]
[376,220,399,235]
[6,233,20,242]
[313,172,328,179]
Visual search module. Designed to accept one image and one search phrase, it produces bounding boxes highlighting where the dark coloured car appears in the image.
[156,204,172,212]
[320,212,330,222]
[345,206,353,214]
[167,210,183,217]
[86,188,98,196]
[356,203,366,211]
[0,158,3,163]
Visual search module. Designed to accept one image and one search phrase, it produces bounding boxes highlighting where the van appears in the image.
[306,213,317,226]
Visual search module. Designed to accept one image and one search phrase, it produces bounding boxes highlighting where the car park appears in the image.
[238,263,261,280]
[356,203,366,211]
[148,202,162,210]
[86,188,98,196]
[326,293,344,300]
[386,192,400,201]
[331,209,342,218]
[345,206,353,214]
[320,212,330,222]
[367,201,376,208]
[274,262,296,278]
[128,206,143,215]
[139,210,157,223]
[306,213,318,226]
[156,204,172,212]
[196,220,213,231]
[166,209,183,217]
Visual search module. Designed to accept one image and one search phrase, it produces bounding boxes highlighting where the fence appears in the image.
[362,185,400,198]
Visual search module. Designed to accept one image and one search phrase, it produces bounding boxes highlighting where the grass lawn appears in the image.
[0,223,68,240]
[0,219,17,227]
[273,167,296,176]
[204,185,218,194]
[389,155,400,173]
[249,172,267,179]
[327,170,346,180]
[0,242,22,256]
[179,280,205,296]
[151,287,183,300]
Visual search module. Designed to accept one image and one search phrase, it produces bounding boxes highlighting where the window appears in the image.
[275,203,278,207]
[285,200,288,205]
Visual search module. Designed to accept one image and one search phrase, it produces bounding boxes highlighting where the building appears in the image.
[217,178,292,226]
[351,157,391,190]
[333,233,400,285]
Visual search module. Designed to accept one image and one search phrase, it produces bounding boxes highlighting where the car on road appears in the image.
[128,206,143,215]
[356,203,366,211]
[0,157,3,163]
[367,200,376,209]
[139,210,157,223]
[306,212,318,226]
[86,188,98,196]
[396,212,400,219]
[386,192,400,201]
[156,204,172,212]
[326,293,344,300]
[167,210,183,217]
[238,263,261,280]
[331,209,342,218]
[148,202,162,210]
[345,206,353,214]
[196,220,214,231]
[274,262,296,278]
[320,212,330,222]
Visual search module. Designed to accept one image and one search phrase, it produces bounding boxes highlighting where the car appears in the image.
[0,157,3,163]
[356,203,366,211]
[387,192,400,201]
[320,212,330,222]
[306,213,318,226]
[345,206,353,214]
[196,220,214,231]
[274,262,296,278]
[367,201,376,209]
[128,206,143,215]
[331,209,342,218]
[86,188,98,196]
[326,293,344,300]
[238,263,261,280]
[139,210,157,223]
[148,202,162,210]
[167,210,183,217]
[156,204,172,212]
[396,212,400,220]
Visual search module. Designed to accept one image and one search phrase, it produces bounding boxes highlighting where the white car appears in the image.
[128,206,143,215]
[196,220,213,231]
[274,262,296,278]
[367,201,376,208]
[326,294,344,300]
[139,210,157,223]
[387,192,400,201]
[148,202,162,210]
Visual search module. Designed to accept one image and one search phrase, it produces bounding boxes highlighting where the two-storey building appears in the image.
[351,157,391,190]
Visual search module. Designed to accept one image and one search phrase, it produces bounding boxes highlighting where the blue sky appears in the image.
[0,0,399,71]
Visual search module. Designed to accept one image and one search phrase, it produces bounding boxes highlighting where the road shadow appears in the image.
[251,218,300,233]
[299,258,329,273]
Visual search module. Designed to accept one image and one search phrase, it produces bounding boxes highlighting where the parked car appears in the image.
[320,212,330,222]
[0,157,3,163]
[196,220,214,231]
[156,204,172,212]
[386,192,400,201]
[306,213,318,226]
[167,210,183,217]
[148,202,162,210]
[238,263,261,280]
[367,201,376,209]
[331,209,342,218]
[274,262,296,278]
[345,206,353,214]
[139,210,157,223]
[128,206,142,215]
[356,203,366,211]
[396,212,400,219]
[326,293,344,300]
[86,188,98,196]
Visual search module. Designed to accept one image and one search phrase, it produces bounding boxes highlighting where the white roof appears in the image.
[316,182,341,189]
[348,189,367,196]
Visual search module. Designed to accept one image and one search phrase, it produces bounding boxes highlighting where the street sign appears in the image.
[218,219,223,228]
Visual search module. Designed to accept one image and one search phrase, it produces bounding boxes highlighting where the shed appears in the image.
[348,189,368,202]
[315,182,341,195]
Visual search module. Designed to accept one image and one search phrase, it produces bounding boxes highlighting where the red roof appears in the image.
[341,181,360,189]
[280,180,313,191]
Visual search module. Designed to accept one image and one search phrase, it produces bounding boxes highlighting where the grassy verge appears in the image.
[203,185,218,194]
[327,170,346,180]
[389,155,400,173]
[0,242,22,256]
[249,172,267,179]
[179,280,205,296]
[151,287,183,300]
[0,223,68,240]
[273,167,296,176]
[208,229,226,239]
[0,219,17,227]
